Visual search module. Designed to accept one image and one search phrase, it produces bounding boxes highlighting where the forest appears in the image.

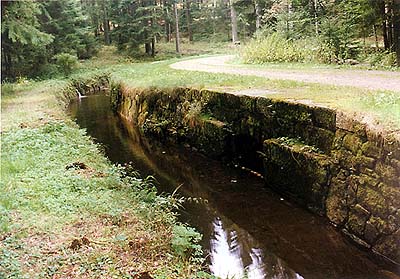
[1,0,400,81]
[2,1,400,279]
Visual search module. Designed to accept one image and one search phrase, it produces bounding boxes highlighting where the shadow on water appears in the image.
[69,94,399,279]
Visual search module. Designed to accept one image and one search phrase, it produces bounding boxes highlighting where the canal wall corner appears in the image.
[110,85,399,265]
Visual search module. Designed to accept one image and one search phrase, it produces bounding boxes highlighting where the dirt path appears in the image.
[170,55,400,92]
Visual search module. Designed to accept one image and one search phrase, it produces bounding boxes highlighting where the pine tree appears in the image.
[1,1,54,80]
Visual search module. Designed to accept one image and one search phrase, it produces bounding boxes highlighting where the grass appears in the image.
[74,46,400,131]
[1,75,208,278]
[1,41,399,278]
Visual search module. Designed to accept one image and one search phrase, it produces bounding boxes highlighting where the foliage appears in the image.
[171,225,203,263]
[363,51,397,68]
[242,33,329,63]
[1,0,97,81]
[41,0,98,59]
[1,1,53,46]
[1,1,53,80]
[110,0,162,56]
[54,53,79,76]
[1,83,15,97]
[0,119,206,278]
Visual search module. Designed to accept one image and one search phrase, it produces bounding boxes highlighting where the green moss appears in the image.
[357,186,388,218]
[342,134,362,154]
[347,204,370,236]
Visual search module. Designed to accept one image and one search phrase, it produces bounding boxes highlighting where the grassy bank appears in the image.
[1,80,208,278]
[72,46,400,131]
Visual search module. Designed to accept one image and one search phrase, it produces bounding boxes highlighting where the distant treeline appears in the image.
[1,0,399,80]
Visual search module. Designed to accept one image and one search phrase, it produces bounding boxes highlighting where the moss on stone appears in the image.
[347,204,370,237]
[342,134,362,154]
[361,142,382,158]
[376,162,399,187]
[373,229,400,263]
[357,186,388,218]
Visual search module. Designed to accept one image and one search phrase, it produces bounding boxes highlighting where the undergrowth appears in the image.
[242,33,398,69]
[0,81,210,278]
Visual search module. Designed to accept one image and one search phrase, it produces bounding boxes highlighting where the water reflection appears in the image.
[210,217,247,279]
[209,216,306,279]
[69,95,399,279]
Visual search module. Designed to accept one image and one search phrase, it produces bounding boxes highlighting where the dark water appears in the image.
[69,95,399,279]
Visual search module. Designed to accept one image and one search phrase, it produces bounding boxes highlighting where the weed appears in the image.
[1,83,15,97]
[54,53,79,77]
[1,76,208,277]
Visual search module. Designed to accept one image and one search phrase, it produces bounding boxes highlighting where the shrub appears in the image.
[171,225,203,263]
[364,51,397,68]
[242,33,315,64]
[54,53,78,76]
[1,83,15,96]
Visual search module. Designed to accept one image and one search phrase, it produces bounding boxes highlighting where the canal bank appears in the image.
[0,79,207,279]
[67,75,400,278]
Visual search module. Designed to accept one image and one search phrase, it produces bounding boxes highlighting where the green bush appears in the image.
[171,225,203,263]
[1,83,15,97]
[242,33,328,64]
[364,51,397,68]
[54,53,78,76]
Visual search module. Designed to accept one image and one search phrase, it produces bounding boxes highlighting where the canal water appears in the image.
[69,94,399,279]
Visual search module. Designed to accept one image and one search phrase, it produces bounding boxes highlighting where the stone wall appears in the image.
[112,86,399,264]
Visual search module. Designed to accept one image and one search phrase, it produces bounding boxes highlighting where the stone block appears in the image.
[347,204,370,237]
[263,138,332,214]
[336,149,358,171]
[383,135,400,159]
[390,159,400,173]
[378,183,400,209]
[336,112,367,138]
[301,125,335,153]
[357,186,389,218]
[372,229,400,264]
[326,178,348,225]
[332,130,346,150]
[376,162,399,187]
[342,134,362,154]
[356,155,376,169]
[361,142,382,158]
[364,220,380,244]
[311,106,336,131]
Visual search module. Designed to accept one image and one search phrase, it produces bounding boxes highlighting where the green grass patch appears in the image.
[0,120,207,278]
[71,47,400,131]
[0,74,209,278]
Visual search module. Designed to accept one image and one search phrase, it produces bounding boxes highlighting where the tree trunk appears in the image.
[255,0,261,30]
[373,25,379,48]
[163,0,171,42]
[394,0,400,65]
[2,47,12,80]
[212,0,217,35]
[168,23,172,42]
[151,37,156,57]
[287,0,293,36]
[145,43,152,55]
[381,0,389,50]
[174,2,181,53]
[314,0,318,35]
[185,0,193,42]
[387,1,393,50]
[102,1,110,45]
[230,0,238,43]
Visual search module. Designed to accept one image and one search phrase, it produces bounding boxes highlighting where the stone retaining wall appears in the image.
[112,85,399,264]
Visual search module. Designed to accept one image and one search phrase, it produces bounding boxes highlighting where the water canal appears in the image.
[69,94,399,279]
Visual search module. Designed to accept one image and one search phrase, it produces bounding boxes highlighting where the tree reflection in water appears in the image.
[209,217,304,279]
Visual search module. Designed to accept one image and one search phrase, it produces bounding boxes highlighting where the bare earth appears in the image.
[170,55,400,93]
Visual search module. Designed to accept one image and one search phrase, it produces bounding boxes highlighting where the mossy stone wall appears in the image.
[113,86,399,264]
